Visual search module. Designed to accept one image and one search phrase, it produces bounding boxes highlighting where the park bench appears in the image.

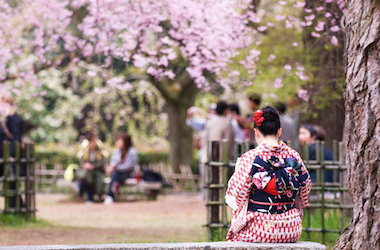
[35,163,66,192]
[103,177,163,200]
[149,163,200,192]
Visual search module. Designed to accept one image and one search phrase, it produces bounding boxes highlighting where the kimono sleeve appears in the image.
[226,154,254,210]
[293,152,312,208]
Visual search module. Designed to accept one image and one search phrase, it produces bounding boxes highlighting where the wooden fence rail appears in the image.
[0,142,36,221]
[205,140,353,244]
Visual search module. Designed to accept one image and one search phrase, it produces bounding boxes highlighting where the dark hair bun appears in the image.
[262,107,279,121]
[255,106,281,136]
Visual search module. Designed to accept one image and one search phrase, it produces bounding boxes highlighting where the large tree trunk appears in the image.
[334,1,380,249]
[166,83,198,173]
[151,73,199,173]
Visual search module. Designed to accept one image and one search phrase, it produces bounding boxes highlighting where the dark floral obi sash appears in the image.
[248,156,308,214]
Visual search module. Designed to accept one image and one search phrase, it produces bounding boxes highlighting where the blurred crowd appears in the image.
[0,89,337,205]
[186,94,337,199]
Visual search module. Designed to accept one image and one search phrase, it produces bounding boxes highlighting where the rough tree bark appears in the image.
[151,72,199,173]
[334,0,380,249]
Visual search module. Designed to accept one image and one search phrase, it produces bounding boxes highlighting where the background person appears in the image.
[186,104,217,200]
[230,103,245,157]
[0,90,24,208]
[274,101,296,146]
[244,93,262,149]
[186,103,217,132]
[203,100,234,161]
[225,106,311,242]
[104,133,138,205]
[76,132,108,203]
[298,124,334,183]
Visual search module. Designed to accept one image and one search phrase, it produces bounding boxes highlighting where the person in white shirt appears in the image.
[103,133,138,205]
[230,103,245,157]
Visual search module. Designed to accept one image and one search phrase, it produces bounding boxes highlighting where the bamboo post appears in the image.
[320,141,326,244]
[221,140,228,238]
[26,143,31,221]
[316,140,321,184]
[3,142,10,213]
[206,141,211,240]
[31,143,36,218]
[15,141,21,212]
[303,143,311,240]
[210,141,220,227]
[241,141,246,156]
[4,142,10,213]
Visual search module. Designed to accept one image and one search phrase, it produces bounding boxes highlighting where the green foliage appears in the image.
[300,208,352,249]
[36,148,80,166]
[0,214,50,227]
[16,68,81,144]
[227,0,308,106]
[138,151,169,165]
[211,228,225,242]
[13,60,167,149]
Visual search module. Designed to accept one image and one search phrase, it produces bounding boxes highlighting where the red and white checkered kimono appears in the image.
[225,142,311,243]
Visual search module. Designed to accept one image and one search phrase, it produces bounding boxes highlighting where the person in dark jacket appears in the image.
[0,90,24,208]
[298,124,335,183]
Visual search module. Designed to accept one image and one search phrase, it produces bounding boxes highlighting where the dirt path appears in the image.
[0,192,208,246]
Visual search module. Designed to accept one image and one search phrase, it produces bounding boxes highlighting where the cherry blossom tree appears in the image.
[1,0,262,172]
[0,0,347,172]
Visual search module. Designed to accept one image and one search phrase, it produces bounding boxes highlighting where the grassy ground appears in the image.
[299,208,352,249]
[0,194,350,248]
[0,192,208,246]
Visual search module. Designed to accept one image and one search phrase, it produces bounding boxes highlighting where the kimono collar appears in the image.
[257,141,288,154]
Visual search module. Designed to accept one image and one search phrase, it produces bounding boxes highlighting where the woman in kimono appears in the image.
[225,106,311,243]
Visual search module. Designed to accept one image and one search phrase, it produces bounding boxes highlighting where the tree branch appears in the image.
[149,74,179,102]
[0,52,73,83]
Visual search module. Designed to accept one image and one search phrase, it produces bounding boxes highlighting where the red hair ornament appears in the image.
[254,110,265,127]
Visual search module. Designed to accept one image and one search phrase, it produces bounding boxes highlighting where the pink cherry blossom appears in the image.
[284,65,292,71]
[331,36,339,46]
[311,32,321,38]
[295,71,309,81]
[276,15,286,21]
[293,2,306,8]
[316,6,325,11]
[87,71,97,77]
[285,20,294,29]
[305,14,315,21]
[274,78,283,88]
[330,25,340,32]
[315,22,325,32]
[267,54,276,62]
[298,89,309,101]
[296,65,305,71]
[257,26,268,32]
